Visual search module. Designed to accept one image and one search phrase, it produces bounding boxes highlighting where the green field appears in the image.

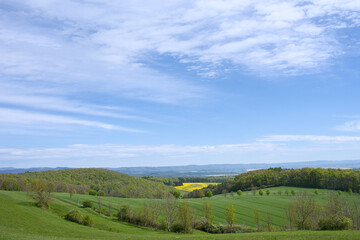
[1,187,360,240]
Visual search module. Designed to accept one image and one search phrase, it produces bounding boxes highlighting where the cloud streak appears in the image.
[0,107,143,132]
[259,135,360,142]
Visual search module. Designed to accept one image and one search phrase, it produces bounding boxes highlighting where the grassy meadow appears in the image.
[1,187,360,239]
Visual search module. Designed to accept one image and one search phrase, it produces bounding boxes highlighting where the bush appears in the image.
[319,215,353,230]
[82,200,93,208]
[89,190,97,196]
[172,223,185,233]
[97,190,105,196]
[65,210,83,224]
[82,215,94,227]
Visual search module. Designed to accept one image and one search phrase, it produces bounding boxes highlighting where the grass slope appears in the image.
[1,188,360,239]
[56,186,360,228]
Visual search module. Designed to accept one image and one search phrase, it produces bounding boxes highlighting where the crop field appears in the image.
[175,182,219,192]
[1,187,360,240]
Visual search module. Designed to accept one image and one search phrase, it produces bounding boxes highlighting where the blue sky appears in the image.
[1,0,360,167]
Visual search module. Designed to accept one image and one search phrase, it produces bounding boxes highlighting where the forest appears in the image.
[0,168,172,198]
[186,168,360,198]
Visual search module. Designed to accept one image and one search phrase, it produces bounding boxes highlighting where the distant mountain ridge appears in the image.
[1,160,360,176]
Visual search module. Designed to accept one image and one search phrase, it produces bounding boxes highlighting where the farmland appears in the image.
[175,182,219,192]
[1,187,360,239]
[54,186,360,228]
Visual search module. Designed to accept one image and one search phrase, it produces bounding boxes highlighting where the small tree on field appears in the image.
[69,187,76,198]
[338,190,342,195]
[82,200,93,208]
[259,189,264,196]
[285,189,289,196]
[291,190,296,196]
[230,191,235,197]
[31,180,52,209]
[203,202,214,232]
[289,191,318,230]
[253,208,260,230]
[98,190,105,196]
[314,189,319,195]
[252,186,257,196]
[178,200,192,233]
[173,190,181,199]
[266,213,274,232]
[89,190,97,196]
[266,190,270,196]
[198,189,205,198]
[225,205,236,233]
[348,189,353,195]
[278,190,282,196]
[206,190,213,198]
[163,193,178,232]
[237,190,243,196]
[222,189,228,198]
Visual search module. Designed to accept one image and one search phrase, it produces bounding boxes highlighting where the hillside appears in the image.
[203,168,360,197]
[0,168,172,198]
[1,189,360,239]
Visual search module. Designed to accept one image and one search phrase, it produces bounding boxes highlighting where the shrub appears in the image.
[319,215,353,230]
[172,223,185,233]
[89,190,97,196]
[117,204,133,222]
[82,215,94,227]
[97,190,106,196]
[82,200,93,208]
[65,210,83,224]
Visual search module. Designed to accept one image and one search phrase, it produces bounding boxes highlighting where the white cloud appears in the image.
[259,135,360,142]
[0,107,143,132]
[335,121,360,132]
[0,142,278,165]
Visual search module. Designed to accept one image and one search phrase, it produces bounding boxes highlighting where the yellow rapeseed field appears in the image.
[175,182,219,192]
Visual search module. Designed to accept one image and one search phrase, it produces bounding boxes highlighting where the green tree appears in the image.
[206,190,213,198]
[89,189,97,196]
[253,208,260,229]
[97,190,105,196]
[31,180,52,209]
[237,190,243,196]
[266,189,270,196]
[291,190,296,196]
[278,190,282,195]
[173,190,181,199]
[314,189,319,195]
[222,189,228,198]
[225,205,236,232]
[198,189,205,198]
[203,202,214,232]
[338,190,342,195]
[259,189,264,196]
[178,201,192,233]
[348,188,353,195]
[285,189,289,196]
[163,193,178,232]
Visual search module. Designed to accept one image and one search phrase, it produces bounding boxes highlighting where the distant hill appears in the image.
[1,160,360,177]
[0,168,172,198]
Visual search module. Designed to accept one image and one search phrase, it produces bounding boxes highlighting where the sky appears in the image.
[1,0,360,168]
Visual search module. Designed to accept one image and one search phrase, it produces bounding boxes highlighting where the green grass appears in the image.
[55,186,360,228]
[1,187,360,239]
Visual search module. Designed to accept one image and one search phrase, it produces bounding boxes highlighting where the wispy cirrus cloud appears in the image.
[0,142,279,167]
[335,121,360,132]
[258,135,360,142]
[0,107,143,132]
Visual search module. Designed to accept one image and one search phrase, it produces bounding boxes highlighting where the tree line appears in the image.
[198,168,360,197]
